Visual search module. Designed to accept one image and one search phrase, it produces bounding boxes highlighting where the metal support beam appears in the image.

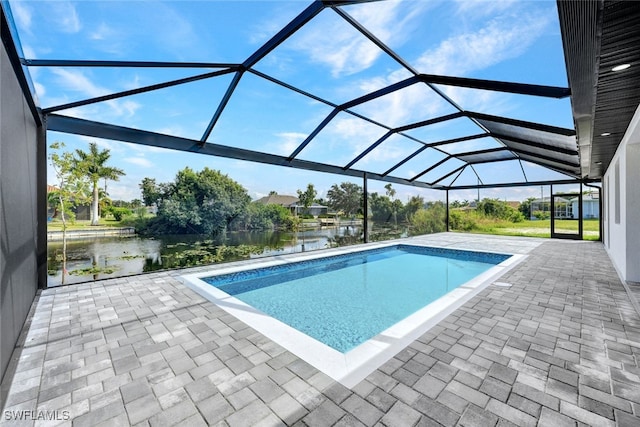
[200,70,244,143]
[37,121,48,289]
[22,59,237,68]
[431,165,466,186]
[1,6,41,126]
[343,131,392,169]
[409,156,452,182]
[288,109,340,160]
[394,112,465,133]
[332,6,419,76]
[44,67,238,114]
[339,76,420,110]
[446,178,598,191]
[46,114,442,190]
[363,172,369,243]
[445,190,450,232]
[578,183,584,238]
[418,74,570,99]
[382,145,428,177]
[243,1,325,68]
[466,111,576,136]
[491,133,578,155]
[584,182,603,242]
[550,184,555,236]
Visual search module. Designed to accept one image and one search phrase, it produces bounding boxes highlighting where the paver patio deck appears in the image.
[1,233,640,426]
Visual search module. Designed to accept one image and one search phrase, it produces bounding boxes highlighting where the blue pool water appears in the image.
[203,245,509,352]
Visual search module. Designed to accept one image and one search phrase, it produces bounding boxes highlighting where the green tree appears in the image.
[140,177,161,206]
[73,142,125,225]
[384,183,398,226]
[49,142,90,284]
[402,195,424,221]
[151,167,251,236]
[327,182,363,216]
[369,192,393,221]
[296,183,317,251]
[296,183,317,216]
[519,197,536,219]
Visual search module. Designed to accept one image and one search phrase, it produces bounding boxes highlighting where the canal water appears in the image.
[47,226,395,287]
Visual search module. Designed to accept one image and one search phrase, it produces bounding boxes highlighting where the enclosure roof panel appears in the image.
[5,0,629,189]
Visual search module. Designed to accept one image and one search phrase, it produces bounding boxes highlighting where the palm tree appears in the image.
[74,142,125,226]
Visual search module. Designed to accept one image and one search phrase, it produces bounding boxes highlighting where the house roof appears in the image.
[254,194,299,206]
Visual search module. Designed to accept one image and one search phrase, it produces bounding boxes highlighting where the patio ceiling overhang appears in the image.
[558,0,640,180]
[5,0,635,190]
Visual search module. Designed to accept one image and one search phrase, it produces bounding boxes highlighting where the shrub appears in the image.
[508,210,525,223]
[449,210,477,231]
[111,207,133,221]
[533,210,550,220]
[410,203,446,235]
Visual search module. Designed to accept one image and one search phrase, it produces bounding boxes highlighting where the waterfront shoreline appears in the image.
[47,227,136,241]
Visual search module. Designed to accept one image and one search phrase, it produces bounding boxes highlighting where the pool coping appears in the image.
[181,241,526,388]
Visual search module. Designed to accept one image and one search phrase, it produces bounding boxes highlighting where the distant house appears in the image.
[570,192,600,219]
[529,193,600,220]
[47,184,91,221]
[254,194,328,217]
[530,196,553,219]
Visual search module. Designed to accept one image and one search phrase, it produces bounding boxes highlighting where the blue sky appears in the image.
[10,0,578,203]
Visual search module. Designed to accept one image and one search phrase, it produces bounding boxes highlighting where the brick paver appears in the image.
[2,233,640,426]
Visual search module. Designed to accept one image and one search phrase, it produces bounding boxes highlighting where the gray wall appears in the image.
[0,41,41,382]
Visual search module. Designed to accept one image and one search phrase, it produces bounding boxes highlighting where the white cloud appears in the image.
[453,0,518,17]
[124,157,153,168]
[293,24,380,77]
[34,81,46,98]
[50,1,81,34]
[289,1,427,78]
[343,4,554,130]
[327,116,388,159]
[50,68,141,118]
[10,1,32,33]
[21,44,36,60]
[273,132,307,156]
[107,182,141,202]
[147,2,204,60]
[348,0,430,48]
[356,81,451,128]
[440,85,512,116]
[90,22,114,41]
[415,13,552,76]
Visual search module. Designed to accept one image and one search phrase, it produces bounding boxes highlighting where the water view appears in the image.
[46,226,391,287]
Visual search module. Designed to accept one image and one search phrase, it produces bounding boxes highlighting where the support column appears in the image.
[363,173,368,243]
[550,184,555,236]
[578,183,583,239]
[37,121,47,289]
[445,190,450,232]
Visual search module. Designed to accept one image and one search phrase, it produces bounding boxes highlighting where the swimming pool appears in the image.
[182,242,523,387]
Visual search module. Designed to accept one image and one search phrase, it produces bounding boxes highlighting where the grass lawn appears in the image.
[47,218,127,231]
[456,218,600,241]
